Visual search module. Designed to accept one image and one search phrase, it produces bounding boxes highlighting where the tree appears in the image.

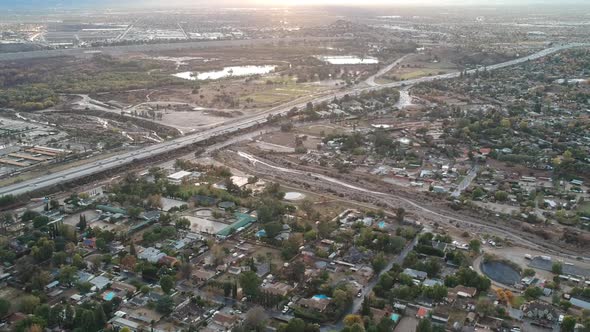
[58,265,78,286]
[175,217,190,230]
[286,318,306,332]
[494,191,508,201]
[371,253,387,273]
[361,296,371,316]
[0,298,10,317]
[121,255,137,271]
[244,306,268,331]
[156,296,174,315]
[128,242,137,256]
[396,208,406,223]
[78,214,87,231]
[377,317,394,332]
[468,239,481,253]
[476,298,495,317]
[561,316,577,332]
[344,314,363,326]
[416,319,432,332]
[18,295,40,314]
[159,275,175,294]
[523,268,536,277]
[239,271,261,298]
[524,286,543,300]
[552,262,563,275]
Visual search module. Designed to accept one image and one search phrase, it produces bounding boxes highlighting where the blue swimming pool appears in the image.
[103,291,115,301]
[378,221,386,229]
[312,294,329,300]
[256,229,267,237]
[391,313,401,322]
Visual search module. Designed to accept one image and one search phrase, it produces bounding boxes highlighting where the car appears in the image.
[282,306,289,314]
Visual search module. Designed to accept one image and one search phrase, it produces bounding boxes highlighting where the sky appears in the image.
[0,0,588,8]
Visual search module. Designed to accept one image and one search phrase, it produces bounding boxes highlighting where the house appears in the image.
[403,268,428,280]
[450,285,477,298]
[343,247,372,264]
[138,247,166,263]
[524,301,558,322]
[416,307,429,319]
[142,210,161,222]
[570,297,590,310]
[167,170,194,184]
[423,279,444,287]
[299,297,331,312]
[192,269,216,282]
[83,238,97,249]
[431,312,449,325]
[89,275,111,291]
[212,312,238,329]
[218,201,236,210]
[158,255,179,267]
[261,282,293,297]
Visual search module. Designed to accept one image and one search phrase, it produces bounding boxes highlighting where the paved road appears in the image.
[365,54,411,87]
[1,42,587,198]
[451,164,479,198]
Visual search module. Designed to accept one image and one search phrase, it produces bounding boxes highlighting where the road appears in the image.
[1,42,587,198]
[365,54,411,87]
[451,164,479,198]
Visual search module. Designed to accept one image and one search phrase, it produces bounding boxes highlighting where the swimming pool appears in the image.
[256,229,267,237]
[103,291,115,301]
[312,294,329,300]
[390,313,401,322]
[378,221,386,229]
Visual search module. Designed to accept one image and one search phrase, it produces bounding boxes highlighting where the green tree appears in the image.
[371,253,387,273]
[524,286,543,300]
[0,298,11,317]
[416,319,432,332]
[156,296,175,315]
[561,316,577,332]
[159,275,175,294]
[494,191,508,201]
[58,265,78,286]
[552,262,563,275]
[19,295,40,314]
[285,318,306,332]
[239,271,261,298]
[468,239,481,253]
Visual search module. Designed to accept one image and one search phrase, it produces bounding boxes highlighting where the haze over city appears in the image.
[0,1,589,332]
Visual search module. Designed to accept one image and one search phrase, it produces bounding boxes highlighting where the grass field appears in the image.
[577,202,590,215]
[246,83,318,105]
[386,60,459,81]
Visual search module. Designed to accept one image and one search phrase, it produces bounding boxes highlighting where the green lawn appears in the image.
[577,202,590,215]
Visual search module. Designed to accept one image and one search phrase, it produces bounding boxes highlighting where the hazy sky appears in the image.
[1,0,588,8]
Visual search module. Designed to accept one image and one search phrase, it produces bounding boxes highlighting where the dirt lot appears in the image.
[394,309,419,332]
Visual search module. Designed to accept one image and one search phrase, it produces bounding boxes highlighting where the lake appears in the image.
[481,260,521,285]
[173,65,276,81]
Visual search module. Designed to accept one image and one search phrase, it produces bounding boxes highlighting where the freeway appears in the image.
[1,42,587,197]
